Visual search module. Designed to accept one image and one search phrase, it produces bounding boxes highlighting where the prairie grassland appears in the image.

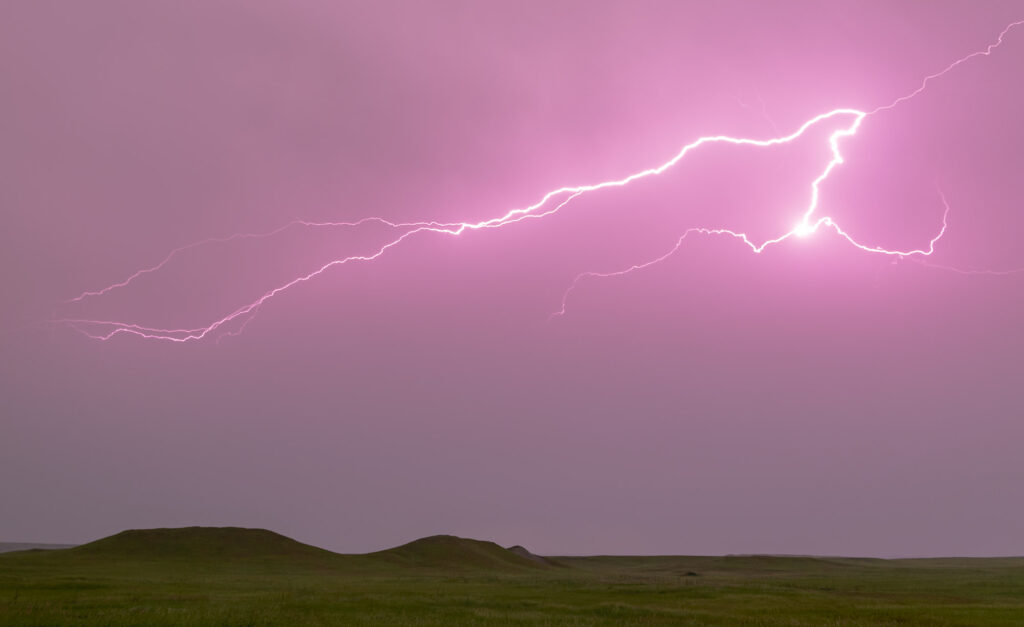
[1,529,1022,626]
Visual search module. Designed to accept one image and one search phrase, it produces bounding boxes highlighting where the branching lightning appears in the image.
[59,20,1024,342]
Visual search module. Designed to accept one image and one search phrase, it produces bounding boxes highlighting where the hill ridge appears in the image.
[29,527,552,572]
[371,534,551,571]
[68,526,338,561]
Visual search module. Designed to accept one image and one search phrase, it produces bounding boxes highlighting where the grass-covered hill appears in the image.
[2,527,555,574]
[371,534,551,571]
[4,527,1024,625]
[68,526,336,561]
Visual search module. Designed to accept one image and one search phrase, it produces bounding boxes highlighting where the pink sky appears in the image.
[2,0,1023,556]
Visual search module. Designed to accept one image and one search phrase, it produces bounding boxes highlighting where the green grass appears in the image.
[1,528,1023,625]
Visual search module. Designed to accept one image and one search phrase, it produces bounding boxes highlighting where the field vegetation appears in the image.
[1,527,1022,625]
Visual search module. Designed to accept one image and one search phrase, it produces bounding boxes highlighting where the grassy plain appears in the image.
[1,528,1022,626]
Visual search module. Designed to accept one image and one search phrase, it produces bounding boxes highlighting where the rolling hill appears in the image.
[67,526,338,562]
[371,534,552,571]
[4,527,1024,625]
[2,527,555,573]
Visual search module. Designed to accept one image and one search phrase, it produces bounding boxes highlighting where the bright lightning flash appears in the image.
[59,20,1024,342]
[792,222,815,238]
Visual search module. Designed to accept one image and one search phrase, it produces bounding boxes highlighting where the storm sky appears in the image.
[2,0,1023,556]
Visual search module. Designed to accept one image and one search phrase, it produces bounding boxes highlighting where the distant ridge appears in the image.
[68,527,338,562]
[0,542,76,554]
[372,535,551,571]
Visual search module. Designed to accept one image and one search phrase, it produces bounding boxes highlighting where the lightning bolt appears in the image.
[59,19,1024,342]
[735,91,781,135]
[552,196,951,319]
[63,216,447,304]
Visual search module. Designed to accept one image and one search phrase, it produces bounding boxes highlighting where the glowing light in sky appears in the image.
[59,19,1024,343]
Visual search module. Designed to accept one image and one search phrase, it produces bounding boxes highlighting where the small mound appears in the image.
[374,535,549,571]
[70,527,336,561]
[507,545,559,567]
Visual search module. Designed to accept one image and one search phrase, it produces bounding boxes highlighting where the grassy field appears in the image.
[1,528,1022,626]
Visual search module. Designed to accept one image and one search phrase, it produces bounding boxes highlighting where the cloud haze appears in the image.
[2,0,1023,556]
